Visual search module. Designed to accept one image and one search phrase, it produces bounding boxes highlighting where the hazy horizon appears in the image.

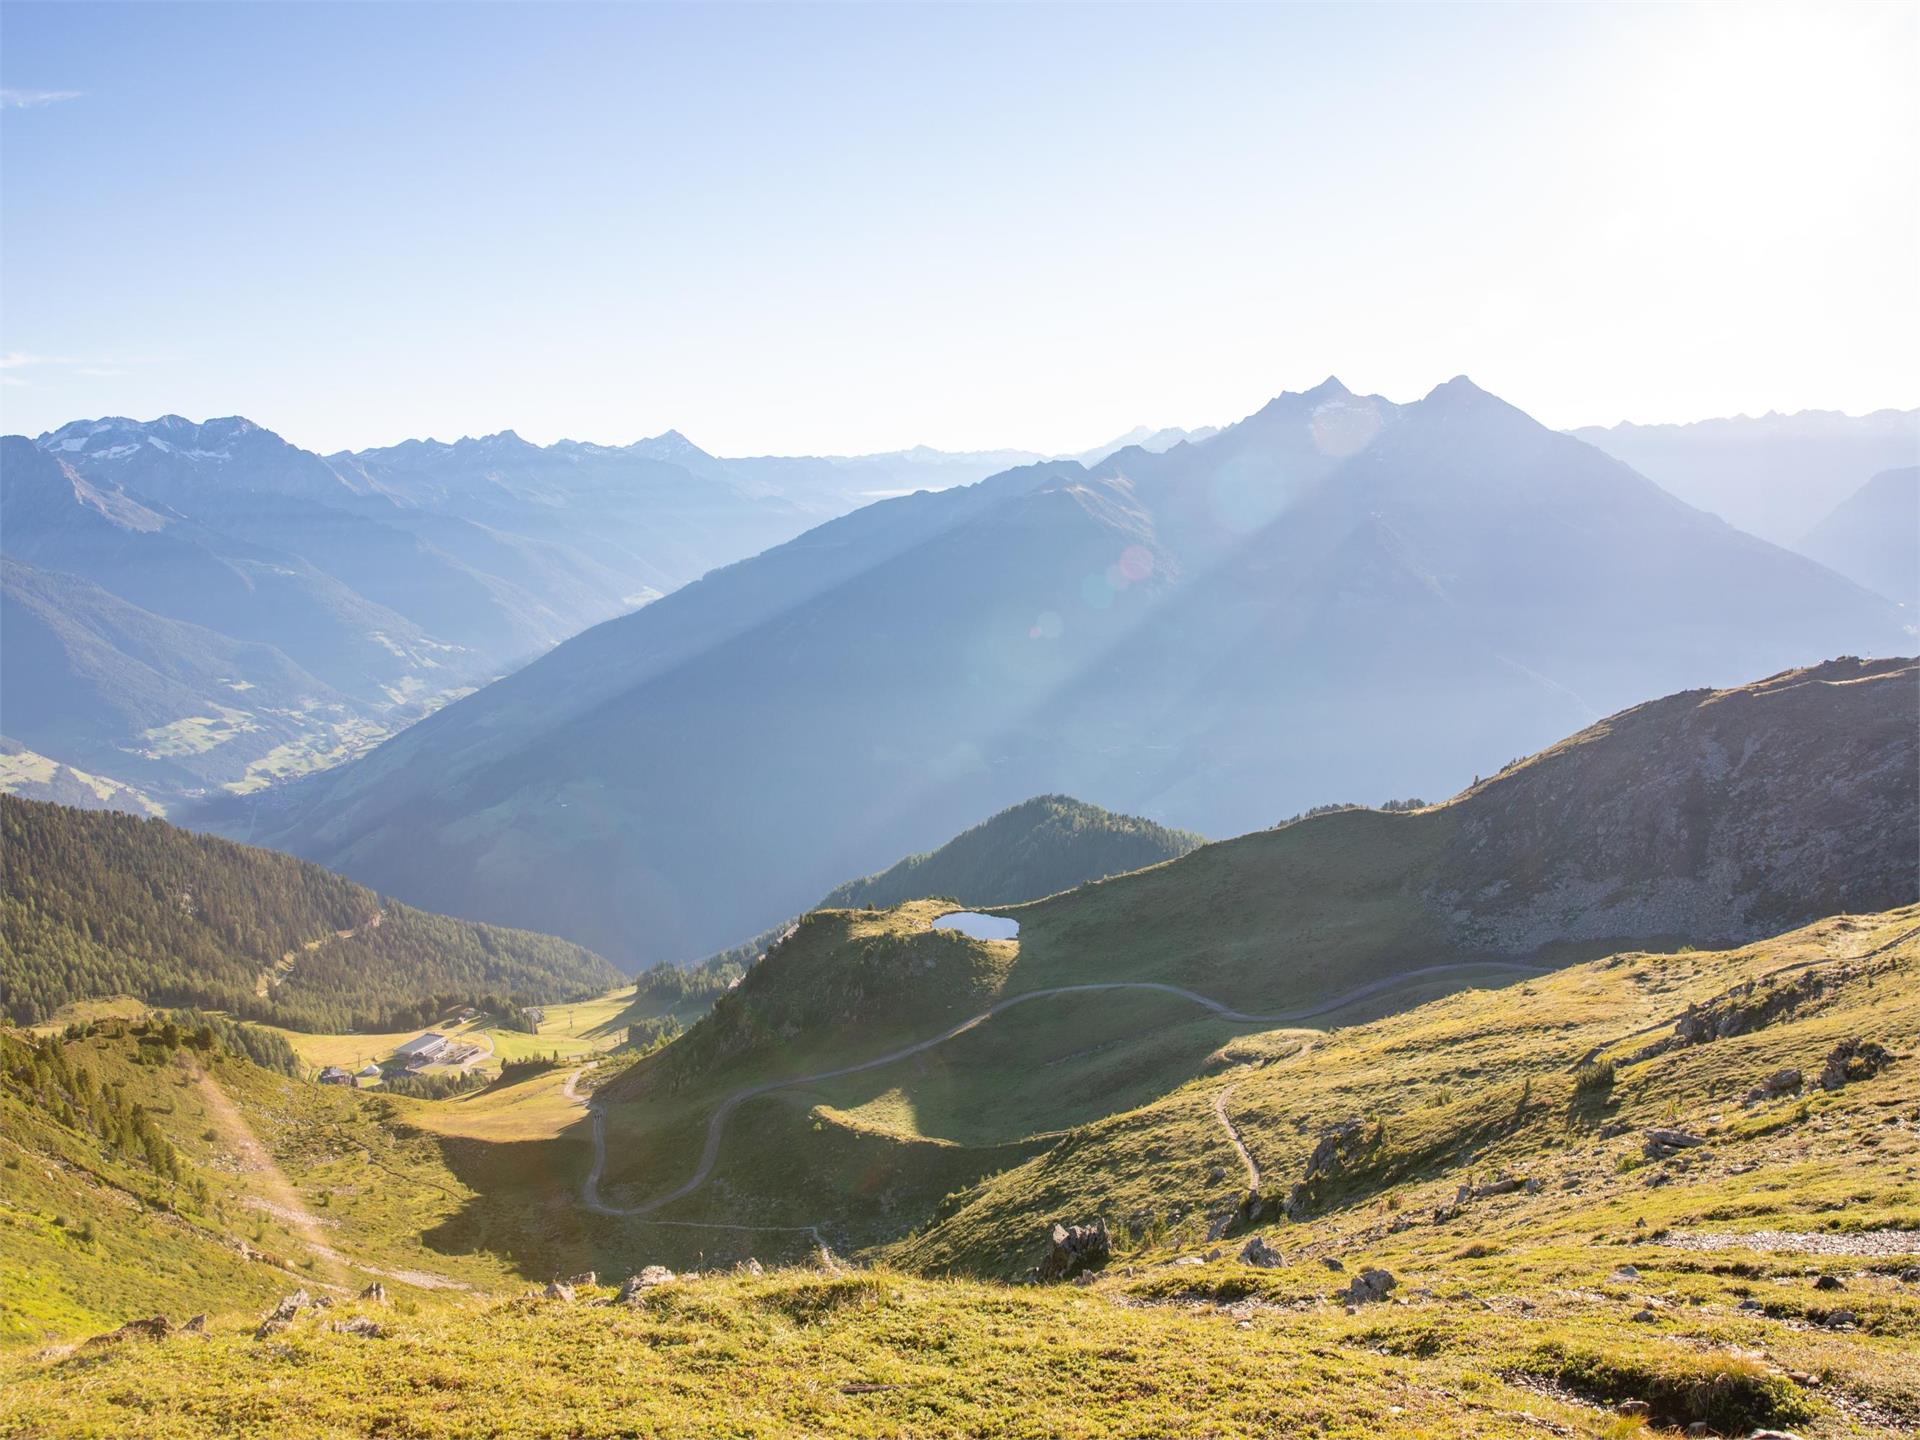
[4,1,1915,456]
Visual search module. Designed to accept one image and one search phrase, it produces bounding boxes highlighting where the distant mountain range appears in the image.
[235,376,1913,967]
[1797,467,1919,608]
[0,415,1216,809]
[1574,406,1919,546]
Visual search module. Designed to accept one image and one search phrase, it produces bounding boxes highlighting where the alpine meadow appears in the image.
[2,4,1917,1439]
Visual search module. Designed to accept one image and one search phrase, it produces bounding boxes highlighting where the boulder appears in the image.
[1320,1256,1345,1272]
[358,1281,387,1305]
[329,1316,384,1338]
[1643,1128,1706,1159]
[1813,1274,1845,1291]
[566,1271,597,1288]
[1040,1219,1111,1282]
[543,1281,575,1302]
[1239,1236,1282,1268]
[182,1315,206,1334]
[1764,1067,1802,1094]
[1345,1267,1396,1305]
[1615,1399,1650,1418]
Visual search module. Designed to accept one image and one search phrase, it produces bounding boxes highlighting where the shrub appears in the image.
[1528,1342,1817,1433]
[1573,1059,1615,1096]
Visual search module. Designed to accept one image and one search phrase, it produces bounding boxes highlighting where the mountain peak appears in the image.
[1305,375,1351,400]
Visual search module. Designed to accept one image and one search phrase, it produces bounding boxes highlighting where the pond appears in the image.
[931,911,1020,942]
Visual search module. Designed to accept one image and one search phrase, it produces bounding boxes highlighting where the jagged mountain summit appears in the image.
[247,377,1912,966]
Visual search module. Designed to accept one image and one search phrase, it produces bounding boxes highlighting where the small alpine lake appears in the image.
[931,911,1020,942]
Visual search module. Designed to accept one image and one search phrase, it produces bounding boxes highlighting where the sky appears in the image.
[2,1,1914,457]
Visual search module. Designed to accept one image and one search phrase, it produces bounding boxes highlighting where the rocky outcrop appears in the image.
[1039,1219,1111,1281]
[615,1267,676,1302]
[255,1290,313,1340]
[1305,1120,1368,1179]
[357,1281,387,1305]
[1821,1037,1894,1090]
[543,1281,575,1302]
[1429,658,1919,954]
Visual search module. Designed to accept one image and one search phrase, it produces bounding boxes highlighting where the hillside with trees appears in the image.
[0,796,622,1030]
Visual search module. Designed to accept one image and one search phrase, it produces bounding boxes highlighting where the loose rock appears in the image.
[1345,1267,1396,1305]
[1643,1128,1706,1160]
[543,1281,575,1302]
[87,1316,173,1346]
[1239,1236,1282,1268]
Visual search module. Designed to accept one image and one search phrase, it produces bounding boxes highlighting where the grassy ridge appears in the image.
[820,794,1204,911]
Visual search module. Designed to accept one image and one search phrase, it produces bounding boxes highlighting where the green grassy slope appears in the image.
[1,795,623,1030]
[0,1017,588,1347]
[581,660,1916,1259]
[4,910,1914,1438]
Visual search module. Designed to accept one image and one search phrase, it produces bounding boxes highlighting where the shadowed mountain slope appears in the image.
[254,380,1911,966]
[1797,467,1918,608]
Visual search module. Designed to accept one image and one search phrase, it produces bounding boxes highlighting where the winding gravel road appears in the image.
[581,961,1547,1219]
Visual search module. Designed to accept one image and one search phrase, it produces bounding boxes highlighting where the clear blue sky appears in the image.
[3,2,1914,456]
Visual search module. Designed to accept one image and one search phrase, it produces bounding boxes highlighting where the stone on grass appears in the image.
[1239,1236,1282,1268]
[1345,1268,1396,1305]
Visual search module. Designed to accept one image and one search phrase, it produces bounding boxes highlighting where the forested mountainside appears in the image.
[255,378,1911,966]
[820,795,1203,910]
[1573,405,1920,544]
[1797,467,1919,609]
[0,795,621,1030]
